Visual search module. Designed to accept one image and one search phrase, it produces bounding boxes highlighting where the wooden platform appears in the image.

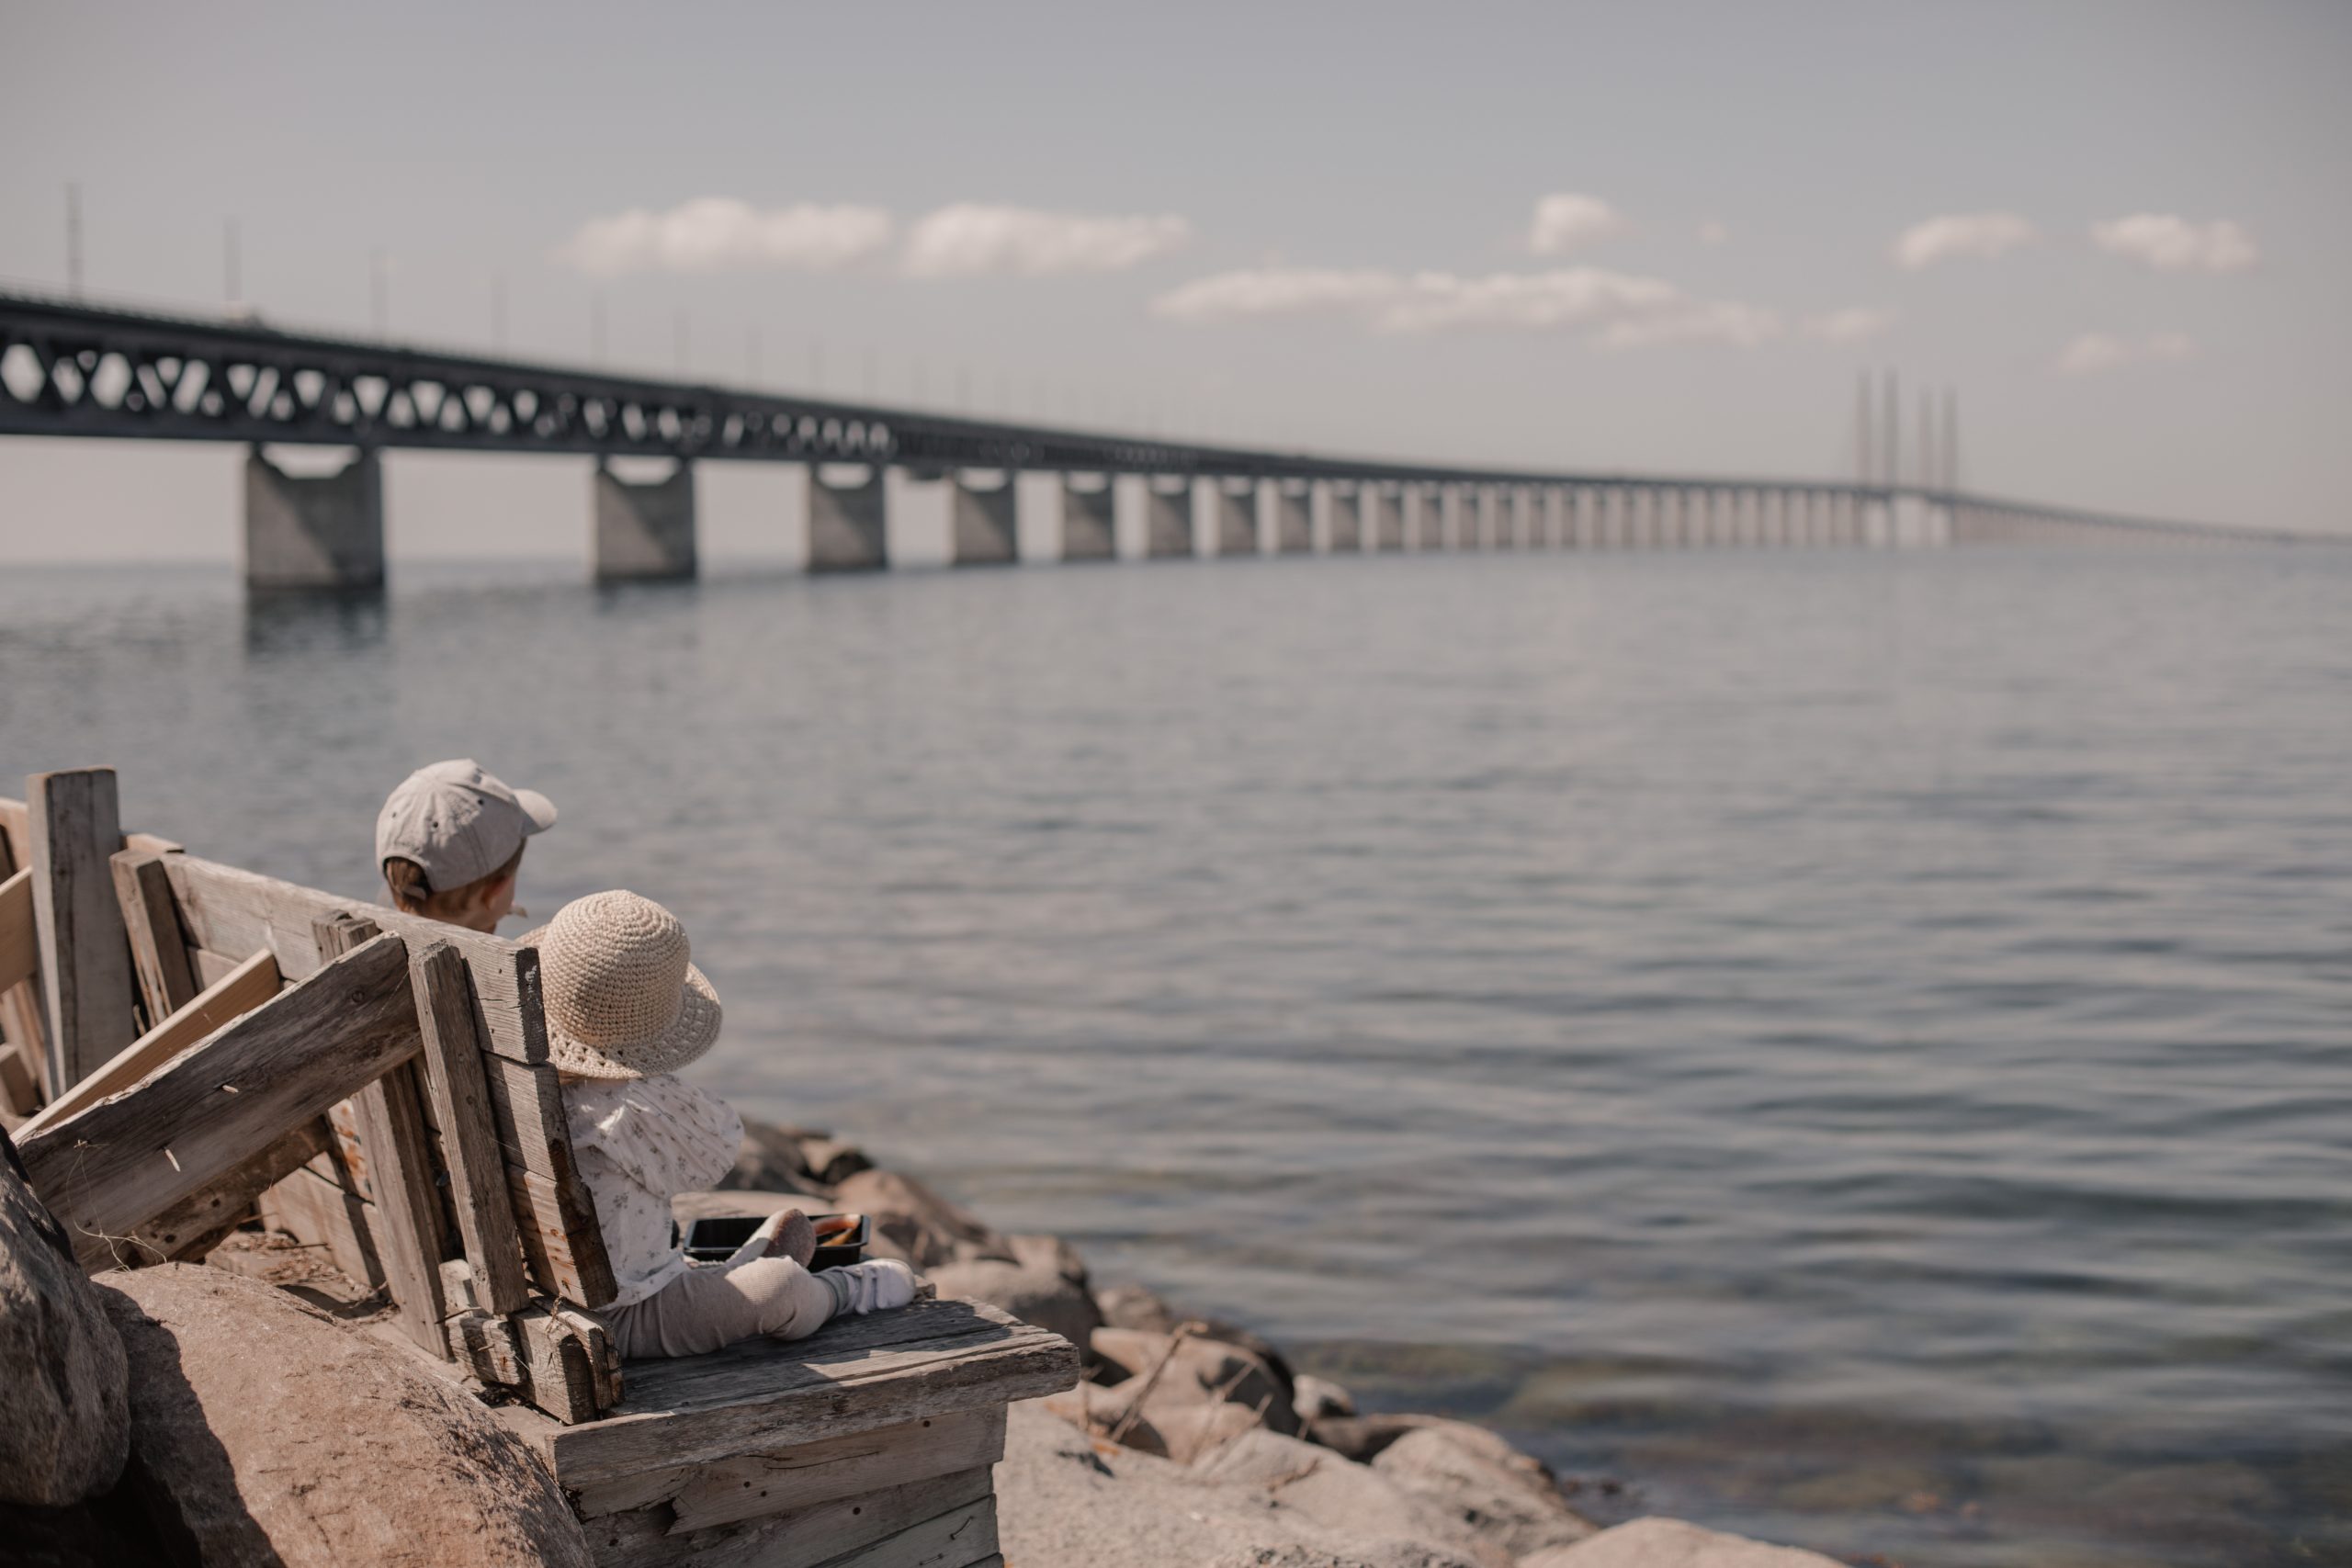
[499,1298,1078,1568]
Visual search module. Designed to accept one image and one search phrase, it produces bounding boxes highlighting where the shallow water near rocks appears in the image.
[4,546,2348,1566]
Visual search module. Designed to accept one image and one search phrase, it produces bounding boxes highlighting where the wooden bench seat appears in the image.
[499,1298,1078,1568]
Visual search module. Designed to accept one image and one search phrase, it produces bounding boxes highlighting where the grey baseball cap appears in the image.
[375,760,558,893]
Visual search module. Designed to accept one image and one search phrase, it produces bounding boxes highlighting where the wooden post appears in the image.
[410,942,530,1316]
[317,912,449,1356]
[112,850,198,1032]
[28,768,141,1093]
[0,826,49,1107]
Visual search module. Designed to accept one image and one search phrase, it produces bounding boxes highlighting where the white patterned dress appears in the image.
[562,1072,743,1308]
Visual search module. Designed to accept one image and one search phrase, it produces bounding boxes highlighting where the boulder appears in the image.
[1294,1372,1357,1422]
[997,1398,1484,1568]
[1372,1426,1593,1559]
[1051,1325,1303,1459]
[1009,1231,1091,1287]
[718,1120,846,1195]
[99,1263,593,1567]
[1311,1412,1458,1464]
[1196,1428,1512,1568]
[928,1256,1102,1349]
[0,1127,129,1506]
[1093,1325,1299,1434]
[1096,1280,1182,1334]
[830,1168,1015,1269]
[1518,1517,1846,1568]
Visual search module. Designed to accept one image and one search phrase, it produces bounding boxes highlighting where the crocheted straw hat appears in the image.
[521,891,721,1080]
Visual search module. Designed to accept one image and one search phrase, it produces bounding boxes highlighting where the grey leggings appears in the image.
[599,1257,843,1359]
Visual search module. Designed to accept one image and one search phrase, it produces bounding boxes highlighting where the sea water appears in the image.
[3,546,2346,1565]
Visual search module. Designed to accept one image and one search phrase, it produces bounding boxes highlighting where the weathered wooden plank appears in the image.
[820,1494,997,1568]
[0,865,34,994]
[524,1300,1080,1490]
[0,1043,39,1121]
[583,1466,995,1568]
[22,947,280,1136]
[0,831,50,1103]
[258,1157,385,1288]
[446,1308,525,1386]
[159,854,548,1063]
[0,797,28,864]
[122,832,182,857]
[29,768,141,1092]
[508,1163,619,1308]
[119,1118,333,1265]
[319,912,447,1357]
[410,942,530,1316]
[18,931,417,1269]
[514,1304,605,1426]
[479,1052,568,1175]
[575,1404,1007,1529]
[111,850,198,1031]
[189,946,248,989]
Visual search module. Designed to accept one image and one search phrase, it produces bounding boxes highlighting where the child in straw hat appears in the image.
[526,890,917,1359]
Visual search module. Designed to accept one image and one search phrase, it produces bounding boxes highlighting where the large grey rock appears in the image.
[831,1167,1015,1269]
[0,1126,129,1506]
[721,1119,868,1193]
[996,1398,1483,1568]
[1093,1325,1301,1438]
[1293,1373,1357,1422]
[1372,1425,1593,1559]
[1097,1280,1183,1333]
[1196,1428,1511,1568]
[100,1263,592,1568]
[930,1256,1103,1349]
[1009,1231,1091,1287]
[1518,1517,1847,1568]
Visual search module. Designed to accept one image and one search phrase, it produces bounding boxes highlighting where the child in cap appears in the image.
[527,890,918,1359]
[376,759,557,932]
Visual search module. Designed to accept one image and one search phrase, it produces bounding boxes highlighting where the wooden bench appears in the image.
[6,766,1080,1567]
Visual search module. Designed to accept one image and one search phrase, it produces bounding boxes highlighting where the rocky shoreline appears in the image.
[717,1120,1855,1568]
[1,1115,1860,1566]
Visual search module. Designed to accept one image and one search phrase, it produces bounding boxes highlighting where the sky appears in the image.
[2,0,2347,562]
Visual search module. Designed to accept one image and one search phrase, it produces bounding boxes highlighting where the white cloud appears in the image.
[552,197,893,276]
[1802,307,1896,343]
[1891,211,2036,270]
[2053,331,2197,375]
[1528,194,1629,256]
[1697,220,1731,246]
[1599,300,1782,350]
[900,204,1192,277]
[1151,264,1780,347]
[2091,214,2257,274]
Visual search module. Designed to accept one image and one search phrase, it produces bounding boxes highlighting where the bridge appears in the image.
[0,288,2300,590]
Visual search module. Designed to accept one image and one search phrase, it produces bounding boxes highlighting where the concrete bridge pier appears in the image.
[1141,478,1193,558]
[244,446,386,591]
[1060,476,1116,561]
[1362,484,1400,550]
[946,471,1019,566]
[1196,478,1256,557]
[1506,486,1534,548]
[1473,485,1500,548]
[1403,486,1436,549]
[806,464,888,572]
[1541,488,1566,547]
[1262,480,1313,553]
[1326,483,1362,552]
[594,458,697,581]
[1440,484,1464,549]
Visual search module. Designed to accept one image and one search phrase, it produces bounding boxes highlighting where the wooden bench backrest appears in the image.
[8,777,622,1420]
[155,853,617,1313]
